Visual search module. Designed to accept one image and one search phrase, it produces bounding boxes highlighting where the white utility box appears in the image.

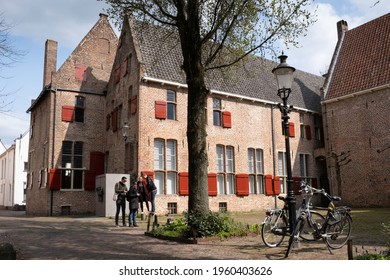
[95,173,130,217]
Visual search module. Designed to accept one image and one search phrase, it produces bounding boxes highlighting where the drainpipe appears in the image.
[271,105,277,208]
[50,88,57,216]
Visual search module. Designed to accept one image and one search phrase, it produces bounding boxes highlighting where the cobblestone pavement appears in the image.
[0,210,381,260]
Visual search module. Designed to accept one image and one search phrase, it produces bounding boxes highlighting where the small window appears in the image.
[219,202,227,212]
[75,96,85,123]
[167,90,176,120]
[213,98,222,126]
[167,202,177,214]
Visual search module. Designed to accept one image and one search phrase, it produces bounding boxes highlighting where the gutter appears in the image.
[322,83,390,104]
[142,76,319,114]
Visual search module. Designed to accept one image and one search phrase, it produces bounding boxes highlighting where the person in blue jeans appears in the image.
[127,181,140,227]
[141,172,157,213]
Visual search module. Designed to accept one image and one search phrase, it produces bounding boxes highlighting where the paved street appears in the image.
[0,209,373,260]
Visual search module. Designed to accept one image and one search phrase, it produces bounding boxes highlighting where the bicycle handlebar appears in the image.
[300,181,341,202]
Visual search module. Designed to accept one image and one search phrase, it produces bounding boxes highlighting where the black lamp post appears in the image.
[272,53,296,235]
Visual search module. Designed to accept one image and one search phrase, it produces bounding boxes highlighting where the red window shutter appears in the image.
[48,169,61,190]
[75,64,87,81]
[84,170,96,190]
[141,171,154,180]
[62,106,75,122]
[292,177,302,195]
[236,174,249,196]
[289,122,295,138]
[305,125,312,140]
[112,109,118,132]
[155,101,167,119]
[222,111,232,128]
[115,66,121,83]
[264,175,274,195]
[90,151,105,176]
[131,95,137,115]
[273,176,281,195]
[179,172,189,195]
[208,173,218,196]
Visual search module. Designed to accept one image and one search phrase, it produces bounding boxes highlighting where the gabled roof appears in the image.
[130,20,323,112]
[325,13,390,100]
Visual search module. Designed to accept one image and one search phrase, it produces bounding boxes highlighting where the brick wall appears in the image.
[324,88,390,207]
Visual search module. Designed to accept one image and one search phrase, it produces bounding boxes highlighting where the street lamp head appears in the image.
[272,53,296,91]
[122,122,130,142]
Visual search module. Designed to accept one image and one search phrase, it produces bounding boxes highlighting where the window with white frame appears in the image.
[167,90,177,120]
[154,139,177,194]
[213,98,222,126]
[248,148,264,194]
[278,151,287,193]
[299,154,310,183]
[61,141,83,190]
[216,144,235,195]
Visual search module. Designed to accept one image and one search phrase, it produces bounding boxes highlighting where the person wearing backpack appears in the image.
[126,181,140,227]
[141,172,157,213]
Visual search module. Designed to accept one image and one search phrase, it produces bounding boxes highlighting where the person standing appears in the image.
[137,176,150,213]
[115,176,128,227]
[127,181,140,227]
[141,172,157,213]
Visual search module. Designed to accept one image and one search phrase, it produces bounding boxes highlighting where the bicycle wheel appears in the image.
[300,211,325,241]
[325,213,352,249]
[261,213,288,247]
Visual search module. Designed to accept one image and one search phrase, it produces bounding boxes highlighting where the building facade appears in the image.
[26,14,326,216]
[0,131,29,208]
[322,15,390,207]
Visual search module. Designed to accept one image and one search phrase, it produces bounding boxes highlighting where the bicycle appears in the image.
[261,194,325,247]
[285,181,352,257]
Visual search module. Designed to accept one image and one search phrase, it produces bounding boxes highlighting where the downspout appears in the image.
[50,88,57,216]
[271,105,277,208]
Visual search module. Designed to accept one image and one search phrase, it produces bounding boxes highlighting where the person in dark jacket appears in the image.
[137,176,150,213]
[141,172,157,213]
[127,181,140,227]
[115,177,128,227]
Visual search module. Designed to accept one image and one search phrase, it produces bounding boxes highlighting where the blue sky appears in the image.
[0,0,389,148]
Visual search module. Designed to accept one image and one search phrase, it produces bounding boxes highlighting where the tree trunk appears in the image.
[177,1,210,214]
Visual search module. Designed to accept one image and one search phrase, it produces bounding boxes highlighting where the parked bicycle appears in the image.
[285,181,352,257]
[261,193,325,247]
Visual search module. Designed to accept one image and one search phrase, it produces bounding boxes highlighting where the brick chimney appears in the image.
[337,20,348,40]
[43,39,58,87]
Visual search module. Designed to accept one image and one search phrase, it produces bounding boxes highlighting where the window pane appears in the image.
[216,145,224,172]
[61,170,71,189]
[226,146,234,173]
[74,107,84,122]
[217,174,225,195]
[226,174,235,194]
[213,98,221,109]
[256,149,263,173]
[248,149,254,173]
[167,90,176,102]
[154,140,164,170]
[75,96,85,107]
[73,170,83,189]
[167,172,177,194]
[166,140,176,170]
[213,111,221,126]
[278,152,286,176]
[256,175,264,194]
[167,103,176,120]
[249,175,255,194]
[154,171,164,194]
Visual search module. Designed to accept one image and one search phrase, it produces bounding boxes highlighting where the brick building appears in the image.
[26,14,118,215]
[322,14,390,207]
[26,14,325,215]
